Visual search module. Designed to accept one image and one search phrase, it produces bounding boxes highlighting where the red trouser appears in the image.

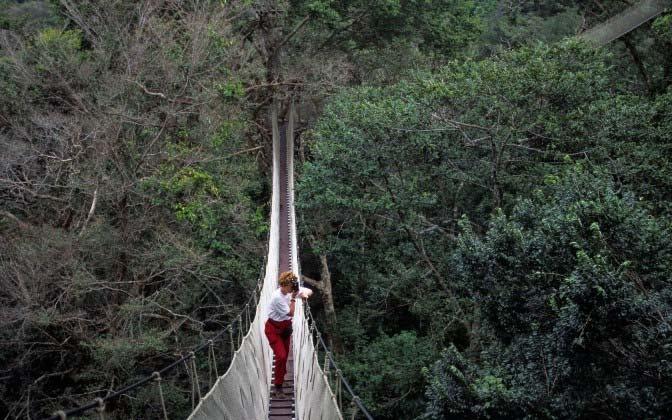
[265,318,292,386]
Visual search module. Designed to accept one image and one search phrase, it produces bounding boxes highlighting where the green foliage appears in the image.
[0,1,267,418]
[32,27,88,71]
[586,90,672,214]
[291,0,489,56]
[211,121,240,148]
[425,167,672,418]
[87,331,168,374]
[299,36,672,418]
[35,27,82,51]
[144,147,264,255]
[425,345,526,419]
[340,331,437,419]
[0,1,61,31]
[652,14,672,43]
[132,381,190,419]
[2,0,672,418]
[480,4,582,51]
[215,78,245,101]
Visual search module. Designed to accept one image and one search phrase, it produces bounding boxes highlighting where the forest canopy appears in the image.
[1,0,671,419]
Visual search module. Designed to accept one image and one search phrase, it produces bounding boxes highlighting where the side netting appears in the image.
[287,101,344,420]
[187,105,282,420]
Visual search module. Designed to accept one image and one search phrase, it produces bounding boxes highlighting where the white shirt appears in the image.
[268,288,292,321]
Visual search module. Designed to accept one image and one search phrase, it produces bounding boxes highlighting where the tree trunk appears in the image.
[302,234,342,352]
[490,140,502,210]
[318,254,341,351]
[465,305,482,362]
[451,181,464,236]
[622,34,652,95]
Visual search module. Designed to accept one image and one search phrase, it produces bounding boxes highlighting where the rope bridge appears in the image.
[579,0,671,46]
[36,3,670,417]
[44,102,373,420]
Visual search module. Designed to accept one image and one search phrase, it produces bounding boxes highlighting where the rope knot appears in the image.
[151,371,161,382]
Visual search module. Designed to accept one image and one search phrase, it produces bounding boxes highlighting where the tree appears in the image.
[298,39,672,418]
[0,1,267,417]
[425,166,672,418]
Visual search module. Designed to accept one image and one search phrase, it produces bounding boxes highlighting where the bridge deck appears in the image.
[269,122,295,419]
[269,354,295,418]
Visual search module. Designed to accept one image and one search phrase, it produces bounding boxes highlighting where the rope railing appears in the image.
[303,305,374,420]
[43,272,266,420]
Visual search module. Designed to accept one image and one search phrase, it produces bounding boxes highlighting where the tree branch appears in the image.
[622,34,652,95]
[0,211,29,229]
[79,188,98,236]
[301,274,323,291]
[130,79,167,99]
[279,15,310,48]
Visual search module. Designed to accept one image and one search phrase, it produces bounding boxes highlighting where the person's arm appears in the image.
[287,291,298,317]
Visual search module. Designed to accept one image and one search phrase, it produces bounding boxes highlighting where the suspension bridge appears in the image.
[37,1,671,417]
[579,0,670,46]
[44,101,373,420]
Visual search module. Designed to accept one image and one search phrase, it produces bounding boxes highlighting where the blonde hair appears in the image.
[278,271,297,287]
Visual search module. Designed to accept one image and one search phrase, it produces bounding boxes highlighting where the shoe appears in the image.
[271,386,287,399]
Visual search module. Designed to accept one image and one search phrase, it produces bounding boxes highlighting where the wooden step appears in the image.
[270,376,294,384]
[270,399,293,405]
[270,389,294,395]
[268,408,294,419]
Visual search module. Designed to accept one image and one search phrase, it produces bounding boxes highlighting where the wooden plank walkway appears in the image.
[269,122,295,419]
[269,354,295,419]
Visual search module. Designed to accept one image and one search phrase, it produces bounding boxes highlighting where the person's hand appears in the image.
[297,287,312,301]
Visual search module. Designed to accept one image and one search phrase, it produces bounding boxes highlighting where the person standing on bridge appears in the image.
[265,271,299,399]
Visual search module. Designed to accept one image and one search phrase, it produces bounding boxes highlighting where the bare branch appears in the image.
[129,79,167,99]
[79,188,98,237]
[279,15,310,48]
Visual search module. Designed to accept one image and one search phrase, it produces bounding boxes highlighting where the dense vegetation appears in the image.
[1,0,671,419]
[0,1,268,417]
